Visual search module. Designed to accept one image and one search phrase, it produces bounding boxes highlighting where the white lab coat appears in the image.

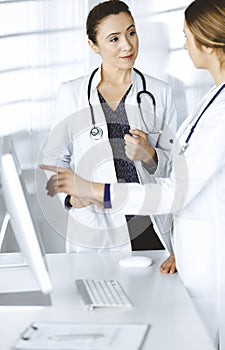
[111,82,225,347]
[43,67,177,252]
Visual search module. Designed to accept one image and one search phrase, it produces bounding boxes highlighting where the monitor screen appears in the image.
[0,136,52,302]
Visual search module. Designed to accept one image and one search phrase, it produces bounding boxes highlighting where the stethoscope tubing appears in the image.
[180,83,225,154]
[186,83,225,144]
[87,67,99,128]
[87,67,157,140]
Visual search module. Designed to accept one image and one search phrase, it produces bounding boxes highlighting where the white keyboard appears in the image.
[75,279,133,310]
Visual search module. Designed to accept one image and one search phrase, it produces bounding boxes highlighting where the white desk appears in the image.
[0,250,215,350]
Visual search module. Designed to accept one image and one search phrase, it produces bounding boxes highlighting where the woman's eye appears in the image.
[128,30,136,37]
[110,37,118,42]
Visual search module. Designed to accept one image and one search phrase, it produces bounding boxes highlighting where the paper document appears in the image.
[13,322,149,350]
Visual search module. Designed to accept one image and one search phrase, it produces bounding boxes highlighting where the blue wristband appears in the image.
[64,195,72,210]
[104,184,112,208]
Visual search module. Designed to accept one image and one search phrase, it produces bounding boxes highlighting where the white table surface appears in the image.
[0,250,215,350]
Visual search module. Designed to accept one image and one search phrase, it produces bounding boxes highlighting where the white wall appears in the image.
[0,0,90,167]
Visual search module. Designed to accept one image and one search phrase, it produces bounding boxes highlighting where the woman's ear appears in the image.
[202,45,214,55]
[88,39,99,54]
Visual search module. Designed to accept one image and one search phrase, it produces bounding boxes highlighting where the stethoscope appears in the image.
[88,67,157,140]
[179,83,225,154]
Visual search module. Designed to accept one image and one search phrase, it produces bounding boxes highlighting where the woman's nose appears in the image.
[121,36,132,50]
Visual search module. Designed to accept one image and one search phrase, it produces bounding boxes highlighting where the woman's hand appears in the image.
[160,253,177,274]
[39,164,104,207]
[70,194,104,209]
[70,195,92,208]
[40,165,84,197]
[124,129,157,165]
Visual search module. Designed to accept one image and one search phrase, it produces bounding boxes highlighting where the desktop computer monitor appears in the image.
[0,136,52,305]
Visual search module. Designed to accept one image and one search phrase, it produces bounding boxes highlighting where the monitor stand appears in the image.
[0,213,10,250]
[0,213,27,268]
[0,213,51,306]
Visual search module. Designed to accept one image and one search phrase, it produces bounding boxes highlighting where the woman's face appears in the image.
[183,20,206,69]
[91,12,139,70]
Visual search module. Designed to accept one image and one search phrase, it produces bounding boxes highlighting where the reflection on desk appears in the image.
[0,251,216,350]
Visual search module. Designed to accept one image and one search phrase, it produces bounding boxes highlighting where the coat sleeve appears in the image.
[142,84,177,178]
[41,82,79,206]
[154,84,177,177]
[42,82,78,169]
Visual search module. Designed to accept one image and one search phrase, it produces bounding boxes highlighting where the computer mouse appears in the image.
[119,255,153,268]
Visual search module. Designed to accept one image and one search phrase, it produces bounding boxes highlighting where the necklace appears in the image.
[102,81,131,89]
[103,81,112,88]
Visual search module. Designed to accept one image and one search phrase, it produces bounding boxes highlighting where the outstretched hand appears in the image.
[39,164,105,208]
[39,165,79,197]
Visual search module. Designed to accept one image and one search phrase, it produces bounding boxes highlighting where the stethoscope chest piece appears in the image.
[90,126,103,140]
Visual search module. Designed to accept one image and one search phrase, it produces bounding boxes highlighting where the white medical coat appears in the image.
[43,67,177,252]
[110,82,225,347]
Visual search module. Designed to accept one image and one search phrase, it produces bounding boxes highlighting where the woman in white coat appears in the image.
[42,0,177,255]
[41,0,225,347]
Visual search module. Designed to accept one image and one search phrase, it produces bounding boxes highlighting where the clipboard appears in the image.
[13,322,150,349]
